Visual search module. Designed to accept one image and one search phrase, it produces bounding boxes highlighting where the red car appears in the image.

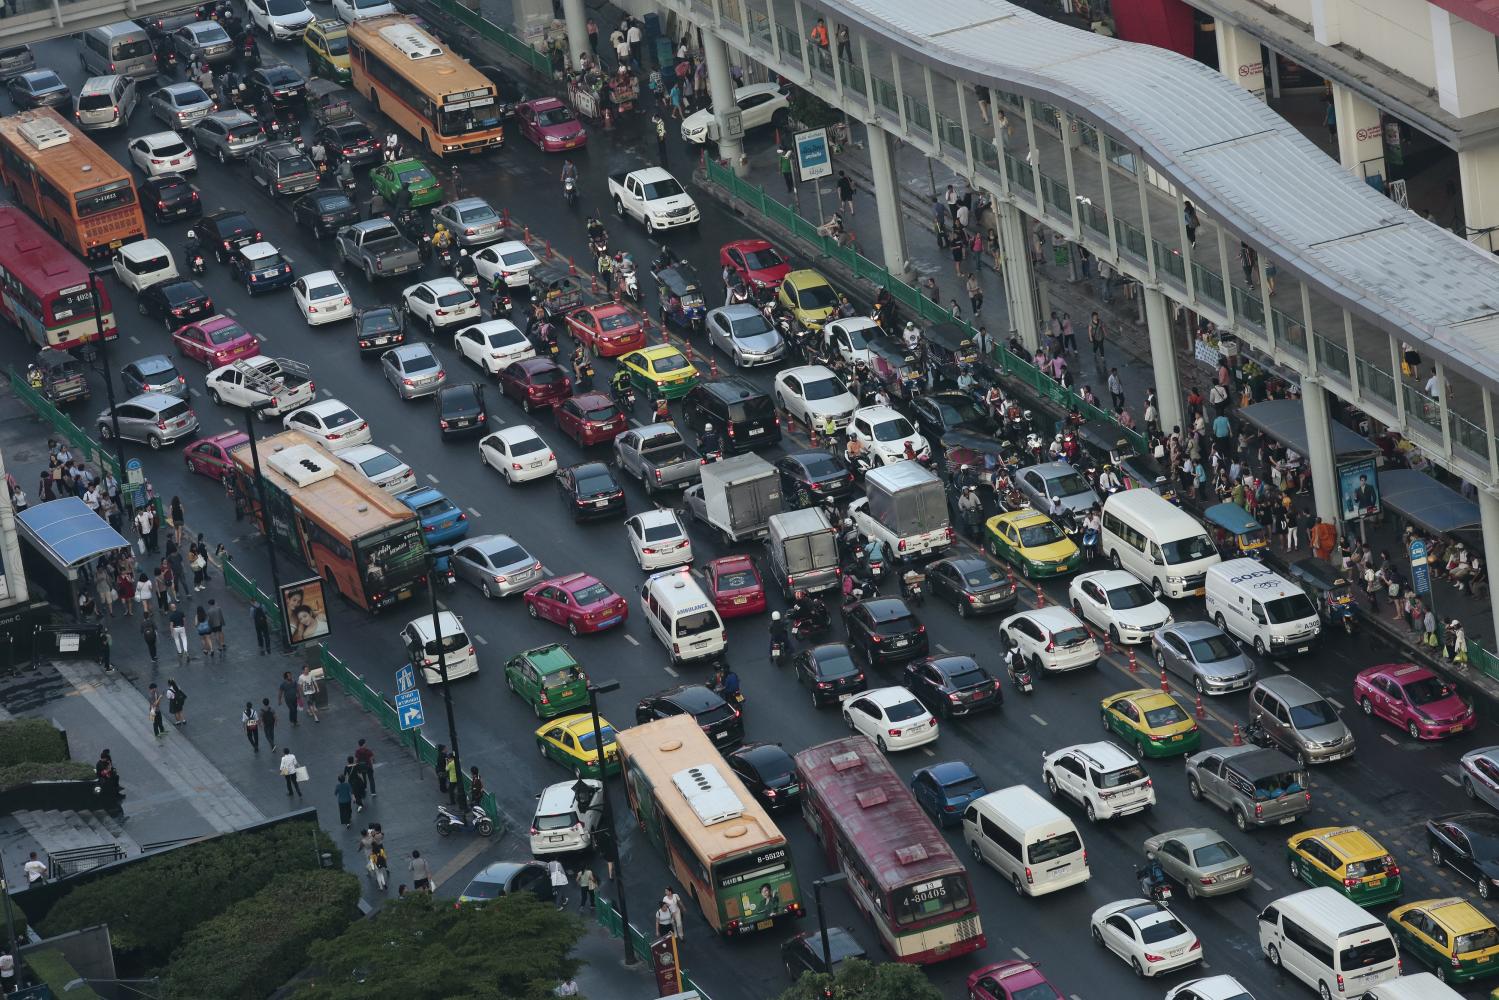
[173,315,260,368]
[498,357,571,413]
[564,303,647,357]
[524,573,628,635]
[555,392,627,446]
[1354,662,1475,740]
[183,430,248,482]
[705,555,766,619]
[720,238,791,292]
[967,962,1064,1000]
[515,97,588,152]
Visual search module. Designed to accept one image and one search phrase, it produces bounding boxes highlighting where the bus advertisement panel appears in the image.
[0,207,117,350]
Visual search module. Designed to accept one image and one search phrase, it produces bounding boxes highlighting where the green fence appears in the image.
[428,0,552,76]
[593,898,712,999]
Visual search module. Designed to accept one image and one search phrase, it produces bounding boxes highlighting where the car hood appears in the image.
[803,394,858,417]
[1295,720,1351,745]
[649,193,696,213]
[1017,538,1078,563]
[1193,652,1253,679]
[733,329,783,352]
[1415,694,1472,723]
[681,109,712,132]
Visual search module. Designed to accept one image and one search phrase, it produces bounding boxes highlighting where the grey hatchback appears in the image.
[120,354,188,400]
[380,343,446,400]
[97,392,198,449]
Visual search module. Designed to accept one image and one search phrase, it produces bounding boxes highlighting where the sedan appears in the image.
[775,450,855,509]
[781,927,865,981]
[333,0,394,22]
[524,573,629,635]
[479,427,556,483]
[554,392,627,447]
[354,305,404,355]
[292,190,359,239]
[911,391,999,441]
[498,357,571,413]
[1142,828,1254,899]
[911,761,988,827]
[726,742,799,812]
[451,533,542,598]
[928,556,1017,617]
[120,354,187,400]
[436,382,486,438]
[703,555,765,619]
[191,109,266,163]
[1163,977,1256,1000]
[1428,812,1499,900]
[515,97,587,151]
[625,509,692,571]
[137,278,213,332]
[182,430,248,481]
[967,962,1064,1000]
[706,305,784,367]
[1069,569,1171,646]
[1089,899,1201,977]
[293,271,353,326]
[903,655,1003,718]
[534,713,618,778]
[371,158,443,208]
[1460,746,1499,811]
[844,598,927,667]
[7,70,69,109]
[381,343,447,400]
[635,685,743,749]
[172,22,235,68]
[127,131,197,178]
[282,399,370,451]
[173,316,259,368]
[558,462,625,521]
[773,365,858,432]
[720,238,791,292]
[200,210,262,264]
[822,316,878,366]
[336,444,415,494]
[430,197,503,248]
[843,686,938,752]
[457,861,552,906]
[402,277,479,335]
[474,240,541,290]
[1355,663,1476,740]
[148,82,214,128]
[794,642,866,708]
[564,304,647,357]
[1151,621,1256,696]
[397,487,468,545]
[140,173,200,223]
[1015,461,1101,516]
[453,320,533,374]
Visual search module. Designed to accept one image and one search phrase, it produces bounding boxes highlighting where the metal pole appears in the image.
[242,404,287,650]
[815,878,831,971]
[0,853,20,984]
[88,277,129,512]
[588,682,636,966]
[427,552,462,808]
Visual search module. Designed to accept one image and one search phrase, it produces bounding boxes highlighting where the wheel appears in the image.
[956,599,970,618]
[208,389,223,405]
[217,146,227,164]
[1482,877,1493,901]
[147,433,163,450]
[1091,925,1103,945]
[1253,636,1266,656]
[1436,965,1448,983]
[523,397,533,414]
[505,672,516,693]
[1085,800,1097,822]
[164,316,174,332]
[1233,807,1250,832]
[1135,737,1147,759]
[1431,844,1444,866]
[1267,944,1281,968]
[1011,873,1024,896]
[535,739,546,758]
[1045,774,1058,796]
[1289,857,1301,880]
[1465,777,1477,799]
[137,300,148,316]
[1361,697,1374,715]
[1100,711,1110,732]
[1317,983,1331,1000]
[1108,625,1121,647]
[1192,675,1205,696]
[810,689,821,709]
[365,262,376,282]
[644,217,655,236]
[1071,599,1083,617]
[1408,721,1421,739]
[1130,957,1145,978]
[427,315,438,337]
[1022,562,1033,580]
[876,736,888,753]
[435,817,451,836]
[1188,776,1202,801]
[843,712,855,732]
[568,619,579,636]
[526,601,539,619]
[613,198,624,218]
[1150,578,1164,599]
[1215,613,1227,631]
[476,817,494,836]
[1184,880,1197,899]
[480,580,493,599]
[1109,551,1122,569]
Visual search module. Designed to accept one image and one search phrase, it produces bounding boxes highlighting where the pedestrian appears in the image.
[1323,96,1336,142]
[134,506,157,553]
[168,545,187,597]
[627,19,642,67]
[259,698,277,748]
[189,544,207,590]
[945,184,958,224]
[207,598,226,654]
[436,743,455,802]
[652,112,668,166]
[148,683,165,737]
[663,885,685,939]
[196,605,213,656]
[278,670,301,726]
[409,849,432,892]
[168,604,188,657]
[836,171,854,216]
[1182,199,1199,246]
[1061,312,1076,354]
[170,495,186,545]
[548,858,569,910]
[279,747,302,797]
[1209,382,1230,417]
[23,852,46,885]
[0,950,12,993]
[577,866,598,911]
[931,197,947,246]
[347,756,368,812]
[139,615,159,662]
[355,738,377,795]
[1107,368,1124,412]
[966,272,982,315]
[950,231,965,275]
[299,665,321,722]
[135,572,154,617]
[252,602,272,654]
[655,900,675,938]
[778,147,795,194]
[242,701,261,752]
[334,773,353,827]
[166,679,186,725]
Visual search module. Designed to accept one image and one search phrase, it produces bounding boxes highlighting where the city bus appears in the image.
[616,715,805,936]
[0,207,117,351]
[230,430,427,612]
[347,15,503,157]
[0,109,146,265]
[795,736,986,963]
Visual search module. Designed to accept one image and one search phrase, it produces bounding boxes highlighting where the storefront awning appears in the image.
[1377,469,1482,537]
[16,499,128,572]
[1237,400,1379,458]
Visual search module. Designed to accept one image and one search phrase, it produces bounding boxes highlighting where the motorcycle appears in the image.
[188,252,206,276]
[855,544,888,586]
[1135,861,1173,903]
[612,381,637,413]
[791,600,831,642]
[900,569,925,606]
[575,359,595,392]
[436,246,454,270]
[339,173,357,198]
[587,231,608,261]
[435,802,494,837]
[563,174,577,207]
[769,636,787,668]
[1004,649,1034,694]
[617,258,639,302]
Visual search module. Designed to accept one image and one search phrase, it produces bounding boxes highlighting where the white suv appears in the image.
[844,404,929,467]
[530,779,603,855]
[999,606,1101,674]
[402,276,480,334]
[1042,742,1154,822]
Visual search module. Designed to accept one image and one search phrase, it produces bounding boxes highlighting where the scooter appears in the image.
[769,636,786,668]
[900,569,925,606]
[1136,862,1173,903]
[617,258,639,302]
[435,802,494,837]
[1005,650,1034,694]
[791,600,831,642]
[188,252,206,276]
[587,231,608,261]
[563,174,577,207]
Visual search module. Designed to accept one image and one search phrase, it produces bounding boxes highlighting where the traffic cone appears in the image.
[1127,649,1138,674]
[709,357,719,378]
[590,273,600,295]
[1194,692,1206,719]
[1232,723,1244,746]
[522,225,531,244]
[501,208,510,228]
[1160,669,1170,693]
[1034,587,1045,608]
[544,239,552,259]
[683,342,694,363]
[808,422,819,447]
[1005,568,1015,588]
[1102,632,1114,654]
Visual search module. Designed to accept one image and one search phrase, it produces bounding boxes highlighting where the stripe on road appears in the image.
[664,666,678,677]
[426,474,439,483]
[388,444,403,454]
[1030,714,1047,726]
[1012,947,1029,960]
[624,635,639,646]
[474,635,488,645]
[1444,773,1461,787]
[432,837,493,892]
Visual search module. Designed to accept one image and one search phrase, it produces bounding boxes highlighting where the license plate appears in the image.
[1279,816,1296,824]
[756,919,773,930]
[596,616,620,628]
[548,835,564,842]
[173,207,187,215]
[454,419,469,427]
[1480,955,1491,963]
[714,731,728,740]
[593,499,608,507]
[1193,587,1205,596]
[109,239,123,249]
[1368,876,1385,886]
[439,520,454,529]
[748,427,765,435]
[733,596,748,605]
[1296,645,1310,653]
[529,460,543,468]
[892,639,908,648]
[1171,734,1183,741]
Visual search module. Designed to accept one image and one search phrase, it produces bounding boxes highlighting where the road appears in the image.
[13,25,1499,1000]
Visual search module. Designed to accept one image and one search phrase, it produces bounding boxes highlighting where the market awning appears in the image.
[1377,469,1482,537]
[16,498,128,571]
[1237,400,1379,458]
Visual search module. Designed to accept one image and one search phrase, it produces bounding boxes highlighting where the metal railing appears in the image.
[48,843,126,880]
[424,0,552,76]
[593,898,713,998]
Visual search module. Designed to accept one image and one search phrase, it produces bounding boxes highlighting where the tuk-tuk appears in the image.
[1287,557,1356,633]
[26,347,90,407]
[1120,453,1178,504]
[1075,420,1132,468]
[922,321,979,384]
[307,78,355,127]
[945,432,1027,523]
[1204,502,1269,556]
[653,263,706,332]
[865,339,923,402]
[538,275,584,319]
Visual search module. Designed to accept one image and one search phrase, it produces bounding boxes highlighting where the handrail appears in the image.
[47,843,126,879]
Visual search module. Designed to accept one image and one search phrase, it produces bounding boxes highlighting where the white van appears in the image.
[400,610,478,684]
[112,238,177,294]
[962,785,1090,897]
[1206,558,1321,657]
[1357,974,1462,1000]
[640,568,726,665]
[1100,489,1220,599]
[1257,887,1400,997]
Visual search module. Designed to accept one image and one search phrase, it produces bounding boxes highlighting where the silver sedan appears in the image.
[706,304,785,367]
[450,534,543,598]
[380,343,447,400]
[1143,827,1254,899]
[1150,620,1256,696]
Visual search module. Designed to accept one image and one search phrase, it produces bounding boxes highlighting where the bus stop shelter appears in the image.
[16,498,128,615]
[1377,469,1483,545]
[1237,400,1379,458]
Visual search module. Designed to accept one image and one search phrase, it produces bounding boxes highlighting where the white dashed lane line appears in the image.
[1030,714,1047,726]
[1012,947,1029,960]
[426,474,439,483]
[128,335,140,344]
[664,666,678,677]
[624,635,639,646]
[1382,734,1400,746]
[388,444,403,454]
[466,507,482,517]
[474,635,488,645]
[1444,773,1461,787]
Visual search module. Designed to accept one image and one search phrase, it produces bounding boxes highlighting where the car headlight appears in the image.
[1166,575,1185,585]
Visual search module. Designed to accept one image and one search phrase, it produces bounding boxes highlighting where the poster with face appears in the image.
[280,576,331,646]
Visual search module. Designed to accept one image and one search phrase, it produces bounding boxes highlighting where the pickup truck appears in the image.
[607,167,700,235]
[336,219,422,281]
[613,422,701,496]
[849,461,952,563]
[682,452,781,543]
[204,356,315,417]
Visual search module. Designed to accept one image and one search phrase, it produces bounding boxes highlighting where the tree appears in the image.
[294,893,584,1000]
[776,959,944,1000]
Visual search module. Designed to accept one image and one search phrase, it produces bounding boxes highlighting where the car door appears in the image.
[1155,838,1190,885]
[1195,755,1227,807]
[1102,913,1136,962]
[1157,631,1189,679]
[1077,579,1106,627]
[911,771,935,815]
[1437,825,1478,882]
[1021,470,1047,507]
[625,516,643,557]
[1105,697,1139,740]
[846,696,876,736]
[1476,759,1499,811]
[781,375,803,416]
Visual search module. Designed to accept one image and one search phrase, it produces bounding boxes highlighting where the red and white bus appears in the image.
[795,736,985,964]
[0,206,116,350]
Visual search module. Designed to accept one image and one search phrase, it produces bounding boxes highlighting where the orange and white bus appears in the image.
[0,109,146,266]
[0,207,117,350]
[347,16,503,157]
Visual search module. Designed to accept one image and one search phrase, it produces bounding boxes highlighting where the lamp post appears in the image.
[586,678,636,967]
[65,976,161,998]
[86,275,128,515]
[243,399,286,648]
[813,873,848,975]
[424,545,464,808]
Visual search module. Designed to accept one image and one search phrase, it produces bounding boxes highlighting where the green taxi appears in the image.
[371,158,444,209]
[504,642,588,719]
[1286,826,1403,906]
[1101,689,1202,758]
[983,509,1080,578]
[303,19,351,84]
[1392,898,1499,985]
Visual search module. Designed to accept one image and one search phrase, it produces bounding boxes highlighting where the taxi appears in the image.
[1101,689,1201,758]
[371,158,444,209]
[618,344,700,400]
[1390,897,1499,984]
[534,712,620,779]
[983,509,1080,578]
[303,19,351,83]
[1286,826,1403,905]
[776,269,838,331]
[504,642,588,719]
[704,555,766,619]
[183,430,249,482]
[563,303,647,357]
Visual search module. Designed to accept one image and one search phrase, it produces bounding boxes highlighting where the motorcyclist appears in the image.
[335,157,355,190]
[1096,464,1123,494]
[453,247,477,283]
[957,485,983,538]
[697,422,722,457]
[712,664,741,701]
[861,536,889,574]
[431,222,453,252]
[1082,507,1102,562]
[610,368,633,403]
[844,435,866,471]
[835,293,856,318]
[652,245,680,274]
[1049,494,1068,521]
[768,611,789,657]
[902,321,921,354]
[1137,860,1167,899]
[726,279,750,306]
[790,590,823,629]
[560,159,578,186]
[837,518,861,563]
[585,214,606,245]
[1004,644,1025,683]
[183,226,201,260]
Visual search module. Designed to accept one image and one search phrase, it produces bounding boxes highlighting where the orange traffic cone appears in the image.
[1194,693,1206,719]
[590,273,600,295]
[501,208,510,228]
[1034,587,1046,608]
[544,239,552,259]
[1232,723,1244,746]
[1102,633,1114,654]
[683,342,694,363]
[1160,669,1170,693]
[1127,649,1138,674]
[522,225,531,244]
[808,422,819,447]
[709,357,719,378]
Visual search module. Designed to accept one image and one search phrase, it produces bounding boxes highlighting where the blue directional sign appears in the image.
[395,663,415,695]
[794,128,832,182]
[1410,539,1431,596]
[395,689,425,731]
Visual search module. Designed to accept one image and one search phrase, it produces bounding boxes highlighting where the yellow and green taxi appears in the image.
[983,509,1080,578]
[303,19,350,83]
[1286,826,1403,905]
[1391,897,1499,985]
[534,712,620,779]
[504,642,588,719]
[1101,689,1201,758]
[776,268,838,331]
[371,158,444,209]
[619,344,700,399]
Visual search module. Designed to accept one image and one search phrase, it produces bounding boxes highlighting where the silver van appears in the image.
[1186,745,1311,831]
[75,75,139,131]
[1249,675,1356,766]
[79,22,158,80]
[0,45,35,80]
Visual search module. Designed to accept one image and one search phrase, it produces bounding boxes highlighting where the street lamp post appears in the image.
[243,400,286,648]
[425,546,464,808]
[813,873,848,975]
[586,678,636,967]
[86,276,129,515]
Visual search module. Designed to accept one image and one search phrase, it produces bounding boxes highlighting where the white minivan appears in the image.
[1100,489,1220,599]
[1257,886,1400,996]
[1206,558,1321,657]
[1358,974,1463,1000]
[962,785,1090,897]
[400,610,478,684]
[640,568,727,665]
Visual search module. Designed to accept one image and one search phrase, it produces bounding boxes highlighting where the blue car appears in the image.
[231,241,295,295]
[909,760,987,827]
[397,487,470,546]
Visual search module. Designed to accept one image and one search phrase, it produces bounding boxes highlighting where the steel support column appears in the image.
[1301,377,1340,524]
[866,128,908,279]
[1478,488,1499,648]
[701,31,746,176]
[560,0,588,73]
[998,200,1038,349]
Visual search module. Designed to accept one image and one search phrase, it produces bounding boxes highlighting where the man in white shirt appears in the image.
[23,851,46,884]
[1424,369,1441,400]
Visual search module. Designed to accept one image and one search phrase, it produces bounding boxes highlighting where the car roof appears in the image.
[204,109,258,126]
[784,268,830,288]
[241,242,279,260]
[996,509,1054,528]
[1296,825,1386,860]
[709,554,754,572]
[130,354,175,374]
[1112,688,1178,709]
[638,344,684,360]
[657,684,721,710]
[464,532,525,554]
[489,240,533,255]
[1077,569,1146,591]
[338,444,390,463]
[123,391,185,411]
[926,654,979,676]
[571,461,610,477]
[556,573,604,593]
[571,391,612,406]
[163,80,209,96]
[420,276,466,294]
[1056,741,1137,770]
[302,269,342,285]
[1422,897,1496,933]
[724,237,772,252]
[700,376,764,401]
[780,364,837,380]
[1017,605,1084,629]
[121,237,169,258]
[405,610,462,640]
[517,356,558,373]
[517,642,579,672]
[711,304,763,322]
[305,398,356,417]
[397,486,445,506]
[732,742,792,769]
[808,642,853,663]
[861,598,913,622]
[201,430,249,448]
[865,686,920,707]
[388,343,434,361]
[552,712,607,736]
[492,425,542,443]
[1019,461,1078,478]
[1165,620,1226,641]
[923,759,978,783]
[1440,811,1499,835]
[853,404,903,422]
[636,508,682,530]
[937,555,991,575]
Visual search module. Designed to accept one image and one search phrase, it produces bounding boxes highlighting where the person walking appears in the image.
[134,506,157,554]
[409,849,433,892]
[140,617,159,663]
[577,866,598,911]
[548,858,569,910]
[258,698,277,748]
[279,747,302,797]
[148,683,165,737]
[347,756,368,813]
[298,665,321,722]
[195,605,213,656]
[652,112,668,166]
[836,171,854,216]
[207,599,226,654]
[242,701,261,752]
[778,147,795,194]
[135,572,154,618]
[96,570,117,618]
[334,773,353,827]
[252,602,272,654]
[168,604,188,658]
[663,885,685,939]
[654,899,675,939]
[437,744,458,804]
[278,670,301,726]
[1107,368,1125,412]
[166,679,186,726]
[169,495,186,546]
[23,852,46,886]
[354,738,377,795]
[189,544,208,591]
[965,272,982,316]
[168,544,187,598]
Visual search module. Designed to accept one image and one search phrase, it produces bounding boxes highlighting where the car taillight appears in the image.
[511,462,522,470]
[816,682,830,689]
[1336,975,1344,993]
[1024,866,1034,884]
[403,378,414,386]
[1384,856,1399,875]
[157,200,167,211]
[1045,638,1055,651]
[539,692,550,705]
[156,419,168,430]
[1255,802,1263,818]
[1343,876,1358,887]
[1199,874,1217,885]
[898,539,907,551]
[465,227,476,236]
[192,191,199,200]
[948,692,961,703]
[870,634,882,643]
[1144,953,1164,964]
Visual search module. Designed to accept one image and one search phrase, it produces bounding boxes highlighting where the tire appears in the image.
[1253,636,1266,656]
[1233,807,1250,832]
[1091,925,1103,945]
[536,739,547,758]
[1361,697,1374,715]
[1482,878,1493,901]
[1188,776,1202,801]
[1012,873,1024,896]
[1085,800,1097,823]
[1045,774,1058,796]
[1193,675,1205,695]
[208,389,223,405]
[1130,958,1145,978]
[98,423,113,440]
[568,619,579,636]
[1110,550,1121,569]
[1317,983,1331,1000]
[435,817,451,836]
[1151,578,1164,599]
[147,433,163,450]
[1135,737,1147,759]
[1289,857,1301,880]
[428,316,438,337]
[480,581,493,599]
[810,689,821,709]
[217,147,227,165]
[137,300,148,316]
[476,817,494,837]
[1465,777,1477,799]
[876,736,887,753]
[526,601,539,619]
[1408,721,1421,739]
[1108,625,1121,647]
[1100,711,1110,732]
[1071,599,1083,618]
[1267,944,1281,968]
[1215,613,1227,631]
[843,711,855,732]
[365,262,376,283]
[613,198,625,218]
[957,599,970,618]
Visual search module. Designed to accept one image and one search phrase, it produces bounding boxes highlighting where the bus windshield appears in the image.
[891,875,971,927]
[76,180,137,218]
[438,101,500,137]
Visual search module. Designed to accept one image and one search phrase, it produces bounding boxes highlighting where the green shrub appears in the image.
[0,760,96,791]
[24,949,99,999]
[0,719,69,767]
[40,820,340,971]
[162,870,359,1000]
[787,87,843,130]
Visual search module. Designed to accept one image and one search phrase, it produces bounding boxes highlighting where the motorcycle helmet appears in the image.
[771,611,781,621]
[843,518,852,528]
[794,590,806,601]
[703,423,713,432]
[1054,434,1062,442]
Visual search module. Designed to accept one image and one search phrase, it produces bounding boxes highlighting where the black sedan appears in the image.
[558,462,626,521]
[1428,812,1499,899]
[457,860,553,905]
[844,598,927,666]
[354,305,405,355]
[774,450,855,510]
[436,382,486,439]
[6,69,69,109]
[140,173,201,224]
[245,64,307,107]
[635,684,743,750]
[316,119,382,168]
[199,210,262,263]
[902,654,1003,718]
[793,642,866,708]
[293,190,359,239]
[781,927,866,980]
[726,742,800,812]
[911,391,999,441]
[137,278,214,331]
[927,556,1017,617]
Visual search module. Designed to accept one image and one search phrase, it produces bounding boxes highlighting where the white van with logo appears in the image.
[640,568,726,664]
[1206,558,1321,657]
[1257,887,1400,996]
[962,785,1090,897]
[1100,488,1220,599]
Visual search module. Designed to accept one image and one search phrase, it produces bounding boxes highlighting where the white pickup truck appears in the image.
[607,167,700,234]
[205,356,315,417]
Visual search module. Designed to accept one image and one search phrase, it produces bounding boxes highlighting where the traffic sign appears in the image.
[1410,539,1431,596]
[395,689,425,731]
[395,663,415,695]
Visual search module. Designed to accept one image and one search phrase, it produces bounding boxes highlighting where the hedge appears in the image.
[24,949,100,999]
[39,820,340,971]
[162,870,360,1000]
[0,720,68,768]
[0,760,96,791]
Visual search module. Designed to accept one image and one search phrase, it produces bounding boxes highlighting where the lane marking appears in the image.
[388,444,403,454]
[426,473,439,483]
[624,635,639,646]
[921,747,936,757]
[1030,713,1047,726]
[1326,696,1343,709]
[1382,734,1399,746]
[1444,773,1460,787]
[466,506,482,517]
[664,666,678,677]
[474,635,488,645]
[129,335,140,344]
[223,417,234,426]
[225,307,237,317]
[1012,947,1029,960]
[935,643,950,653]
[431,836,492,891]
[1255,877,1273,890]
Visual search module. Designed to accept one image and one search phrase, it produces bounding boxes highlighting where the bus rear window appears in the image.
[76,182,137,218]
[50,289,94,322]
[891,875,970,927]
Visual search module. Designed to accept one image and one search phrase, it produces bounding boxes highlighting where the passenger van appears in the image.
[1257,886,1401,996]
[640,568,727,665]
[1249,675,1355,766]
[1356,972,1463,999]
[1099,488,1220,599]
[962,785,1090,897]
[111,238,178,295]
[79,22,158,79]
[1206,558,1321,657]
[400,610,478,684]
[75,75,139,131]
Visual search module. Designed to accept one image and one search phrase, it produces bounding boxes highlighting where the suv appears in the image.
[97,392,198,449]
[844,598,927,667]
[75,74,139,131]
[529,779,602,855]
[245,63,308,107]
[192,110,266,163]
[248,142,318,198]
[200,210,262,263]
[1185,745,1311,831]
[1041,742,1154,822]
[680,376,780,452]
[1248,675,1355,767]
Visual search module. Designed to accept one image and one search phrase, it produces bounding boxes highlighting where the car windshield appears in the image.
[1028,830,1082,863]
[676,611,720,637]
[1338,938,1397,970]
[802,376,845,401]
[582,403,620,422]
[597,312,635,332]
[536,106,575,126]
[891,875,970,928]
[484,543,528,568]
[116,39,154,59]
[359,452,401,476]
[575,472,614,494]
[1264,594,1316,624]
[534,812,577,832]
[195,24,230,44]
[1161,535,1216,564]
[1402,676,1452,704]
[1187,633,1239,663]
[414,499,456,520]
[1288,700,1339,728]
[1139,918,1188,944]
[885,699,925,722]
[1143,703,1188,728]
[813,649,857,677]
[576,726,615,752]
[948,668,988,690]
[641,522,681,542]
[204,322,246,345]
[871,417,915,442]
[324,34,349,54]
[652,354,689,374]
[1458,928,1499,953]
[743,247,784,270]
[715,568,756,590]
[154,140,190,157]
[797,283,837,310]
[693,700,735,725]
[28,71,62,90]
[309,282,343,299]
[509,437,545,456]
[361,309,400,332]
[402,354,438,374]
[1018,523,1064,547]
[173,87,207,106]
[1095,764,1147,788]
[1107,583,1156,610]
[641,178,685,200]
[571,583,611,606]
[1192,841,1239,866]
[78,92,116,111]
[462,876,505,899]
[437,290,473,307]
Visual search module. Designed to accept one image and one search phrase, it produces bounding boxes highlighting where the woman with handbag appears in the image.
[279,748,303,797]
[189,544,208,592]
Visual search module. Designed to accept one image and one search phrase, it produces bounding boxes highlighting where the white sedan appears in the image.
[337,444,415,494]
[1090,899,1201,978]
[680,82,789,143]
[773,365,859,433]
[127,130,197,178]
[282,398,371,452]
[1164,976,1254,1000]
[1068,569,1172,646]
[479,426,556,484]
[453,320,535,374]
[333,0,394,21]
[841,686,938,753]
[625,509,693,570]
[401,276,480,335]
[244,0,314,38]
[844,404,929,466]
[474,240,541,290]
[293,271,353,326]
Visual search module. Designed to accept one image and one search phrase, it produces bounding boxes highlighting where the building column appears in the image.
[1331,83,1385,183]
[865,128,909,279]
[700,32,747,177]
[559,0,589,73]
[1458,140,1499,250]
[997,201,1039,350]
[1144,287,1183,433]
[1479,488,1499,648]
[1214,20,1265,100]
[0,452,28,611]
[1300,378,1340,524]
